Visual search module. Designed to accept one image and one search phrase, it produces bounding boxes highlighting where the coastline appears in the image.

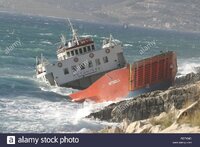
[87,72,200,133]
[1,11,200,35]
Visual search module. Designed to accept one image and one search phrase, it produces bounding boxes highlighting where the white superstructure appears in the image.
[36,20,126,89]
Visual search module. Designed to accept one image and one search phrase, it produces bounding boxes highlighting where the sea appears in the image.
[0,12,200,133]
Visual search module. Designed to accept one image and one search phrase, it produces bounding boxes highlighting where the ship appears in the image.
[69,51,177,102]
[36,19,126,89]
[36,19,177,102]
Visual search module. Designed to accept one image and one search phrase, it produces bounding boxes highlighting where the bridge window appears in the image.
[71,50,74,56]
[95,58,101,66]
[64,68,69,75]
[79,48,83,54]
[83,47,87,53]
[88,61,93,68]
[92,45,95,50]
[103,56,108,63]
[75,49,79,55]
[67,52,70,57]
[87,46,91,52]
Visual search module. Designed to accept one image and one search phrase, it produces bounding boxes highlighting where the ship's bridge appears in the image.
[36,19,126,89]
[57,37,96,61]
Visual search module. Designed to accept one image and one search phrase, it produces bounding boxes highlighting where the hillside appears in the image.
[0,0,200,32]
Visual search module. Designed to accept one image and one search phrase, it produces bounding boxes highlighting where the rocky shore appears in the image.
[87,72,200,133]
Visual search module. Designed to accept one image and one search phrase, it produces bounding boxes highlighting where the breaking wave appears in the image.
[40,40,53,45]
[177,57,200,77]
[39,84,76,96]
[0,95,115,133]
[124,43,133,47]
[39,33,53,36]
[80,34,98,38]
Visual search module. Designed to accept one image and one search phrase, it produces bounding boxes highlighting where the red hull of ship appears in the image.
[69,51,177,102]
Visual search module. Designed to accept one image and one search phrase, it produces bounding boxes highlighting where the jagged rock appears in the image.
[125,121,143,133]
[175,72,200,87]
[160,123,200,133]
[88,103,117,121]
[149,125,162,133]
[121,118,131,132]
[155,112,168,120]
[108,126,123,133]
[99,126,123,133]
[87,73,200,123]
[177,100,200,123]
[97,101,200,133]
[125,121,153,133]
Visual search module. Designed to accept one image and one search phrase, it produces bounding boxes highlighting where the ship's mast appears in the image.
[41,53,43,65]
[109,34,113,44]
[60,34,66,46]
[68,18,79,45]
